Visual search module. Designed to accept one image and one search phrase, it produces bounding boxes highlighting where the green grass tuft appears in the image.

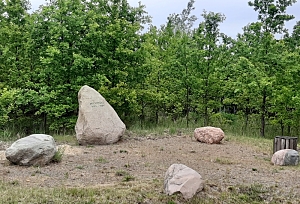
[51,146,65,163]
[95,156,108,164]
[214,157,234,165]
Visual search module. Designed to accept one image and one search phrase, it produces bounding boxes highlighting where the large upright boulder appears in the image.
[194,126,225,144]
[75,85,126,145]
[164,164,204,199]
[5,134,56,166]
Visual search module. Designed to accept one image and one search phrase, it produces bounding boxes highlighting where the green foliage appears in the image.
[0,0,299,138]
[0,88,19,126]
[248,0,296,33]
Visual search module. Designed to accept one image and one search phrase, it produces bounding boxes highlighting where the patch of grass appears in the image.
[0,129,13,141]
[76,166,84,170]
[225,134,273,155]
[96,156,108,164]
[0,180,298,203]
[122,174,135,182]
[169,127,177,135]
[51,146,65,163]
[262,157,270,162]
[115,170,135,182]
[127,120,195,138]
[236,184,267,202]
[52,135,78,145]
[214,157,234,165]
[0,128,21,141]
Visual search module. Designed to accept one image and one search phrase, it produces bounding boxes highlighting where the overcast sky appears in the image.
[30,0,300,38]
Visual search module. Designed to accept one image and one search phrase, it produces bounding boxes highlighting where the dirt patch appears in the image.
[1,136,300,198]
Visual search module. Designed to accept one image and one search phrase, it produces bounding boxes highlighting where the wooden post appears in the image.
[273,136,298,153]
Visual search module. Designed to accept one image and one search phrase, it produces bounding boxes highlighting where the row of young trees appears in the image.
[0,0,299,137]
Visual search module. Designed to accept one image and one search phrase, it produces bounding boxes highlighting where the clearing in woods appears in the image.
[0,134,300,203]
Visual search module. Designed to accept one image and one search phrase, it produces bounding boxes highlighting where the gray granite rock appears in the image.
[5,134,56,166]
[164,163,203,199]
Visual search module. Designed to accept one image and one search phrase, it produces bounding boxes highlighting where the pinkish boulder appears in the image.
[271,149,299,166]
[194,126,224,144]
[164,164,204,199]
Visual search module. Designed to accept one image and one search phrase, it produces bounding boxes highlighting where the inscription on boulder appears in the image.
[90,101,104,108]
[75,85,126,145]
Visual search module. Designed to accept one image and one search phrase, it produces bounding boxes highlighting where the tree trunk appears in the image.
[244,111,249,134]
[280,120,284,136]
[260,91,267,137]
[185,85,189,128]
[204,105,209,126]
[287,125,291,136]
[140,100,145,128]
[203,78,209,126]
[43,112,48,134]
[155,109,159,125]
[156,72,160,126]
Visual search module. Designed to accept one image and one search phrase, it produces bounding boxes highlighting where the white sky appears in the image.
[30,0,300,38]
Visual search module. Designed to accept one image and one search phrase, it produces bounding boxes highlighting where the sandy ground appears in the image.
[1,135,300,200]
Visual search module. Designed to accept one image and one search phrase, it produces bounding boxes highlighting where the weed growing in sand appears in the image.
[119,149,128,154]
[31,166,42,176]
[141,152,146,157]
[122,174,135,182]
[214,157,234,165]
[76,166,84,169]
[52,146,65,163]
[96,156,108,164]
[115,170,135,182]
